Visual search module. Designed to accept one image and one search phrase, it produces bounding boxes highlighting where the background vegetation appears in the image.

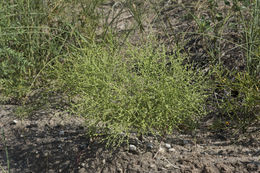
[0,0,259,147]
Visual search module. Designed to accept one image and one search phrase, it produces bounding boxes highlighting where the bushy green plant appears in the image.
[213,68,260,130]
[54,38,208,147]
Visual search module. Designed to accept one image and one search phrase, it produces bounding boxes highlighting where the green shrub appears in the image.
[55,39,209,147]
[213,68,260,130]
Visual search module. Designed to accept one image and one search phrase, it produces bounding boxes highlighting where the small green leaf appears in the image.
[216,13,223,21]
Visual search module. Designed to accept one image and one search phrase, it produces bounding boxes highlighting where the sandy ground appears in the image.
[0,104,259,173]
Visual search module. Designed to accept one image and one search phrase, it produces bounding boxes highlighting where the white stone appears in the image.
[165,143,171,149]
[149,164,157,169]
[168,148,176,152]
[129,144,137,151]
[59,131,65,135]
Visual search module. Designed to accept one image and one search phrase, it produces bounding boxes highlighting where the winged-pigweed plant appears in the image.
[54,37,209,147]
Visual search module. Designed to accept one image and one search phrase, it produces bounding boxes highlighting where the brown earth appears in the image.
[0,104,259,173]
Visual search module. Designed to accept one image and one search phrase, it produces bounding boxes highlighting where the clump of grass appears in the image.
[0,0,70,100]
[0,0,150,102]
[0,0,110,101]
[54,38,208,147]
[183,0,260,130]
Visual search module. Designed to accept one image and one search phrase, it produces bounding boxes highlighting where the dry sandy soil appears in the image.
[0,104,259,173]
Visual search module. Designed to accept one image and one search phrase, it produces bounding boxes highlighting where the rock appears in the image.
[168,148,176,152]
[147,142,153,150]
[165,143,171,149]
[44,152,48,157]
[58,144,63,149]
[149,164,157,169]
[59,130,65,135]
[129,144,137,152]
[183,140,189,145]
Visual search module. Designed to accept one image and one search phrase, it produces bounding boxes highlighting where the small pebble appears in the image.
[44,152,48,157]
[129,144,137,152]
[59,131,65,135]
[48,169,55,173]
[79,144,87,150]
[13,120,18,124]
[149,164,157,169]
[58,144,63,149]
[183,140,189,145]
[165,143,171,149]
[168,148,176,152]
[147,142,153,150]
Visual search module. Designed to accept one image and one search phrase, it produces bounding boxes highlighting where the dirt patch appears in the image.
[0,105,259,173]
